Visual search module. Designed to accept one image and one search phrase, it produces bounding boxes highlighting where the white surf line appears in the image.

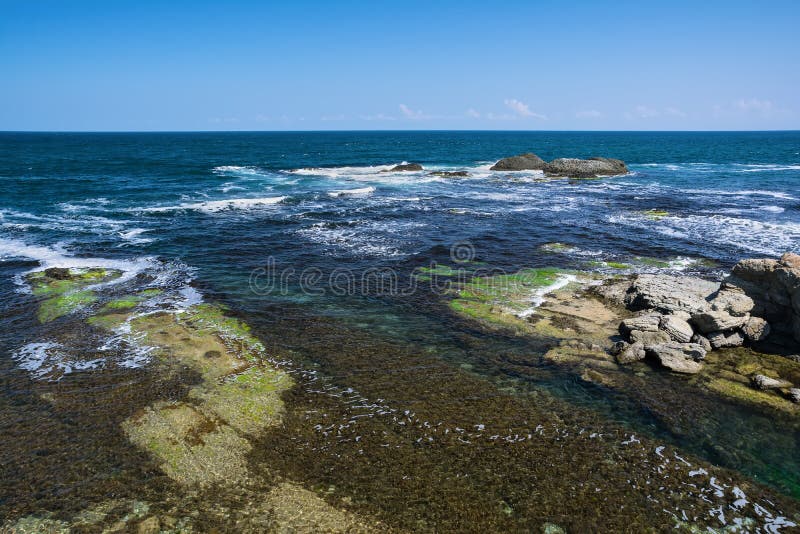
[516,273,578,319]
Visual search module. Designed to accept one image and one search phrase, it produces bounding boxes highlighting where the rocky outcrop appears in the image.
[725,252,800,344]
[388,163,423,172]
[544,157,628,178]
[490,153,547,171]
[490,153,628,178]
[612,254,800,372]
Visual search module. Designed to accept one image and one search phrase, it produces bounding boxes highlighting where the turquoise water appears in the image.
[1,131,799,530]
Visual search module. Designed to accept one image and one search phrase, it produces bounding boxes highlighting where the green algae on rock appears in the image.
[26,267,121,323]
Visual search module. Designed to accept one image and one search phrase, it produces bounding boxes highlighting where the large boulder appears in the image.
[389,163,423,172]
[741,316,771,342]
[659,315,694,343]
[625,274,719,315]
[615,341,646,364]
[647,342,706,374]
[629,329,671,347]
[691,309,749,334]
[490,153,547,171]
[544,157,628,178]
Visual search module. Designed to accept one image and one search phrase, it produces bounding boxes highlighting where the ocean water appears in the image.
[1,131,799,530]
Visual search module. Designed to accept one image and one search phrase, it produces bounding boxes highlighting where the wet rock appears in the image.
[624,274,719,315]
[429,170,469,177]
[616,341,646,364]
[742,316,771,342]
[490,153,547,171]
[707,330,745,349]
[619,313,662,334]
[647,342,706,373]
[751,374,793,390]
[544,157,628,178]
[44,267,73,280]
[691,334,712,352]
[610,340,628,356]
[659,314,694,343]
[389,163,423,172]
[789,388,800,403]
[629,329,671,347]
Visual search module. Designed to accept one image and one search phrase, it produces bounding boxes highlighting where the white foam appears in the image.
[328,186,376,198]
[119,228,154,244]
[516,274,578,319]
[12,342,105,380]
[213,165,269,176]
[137,196,287,213]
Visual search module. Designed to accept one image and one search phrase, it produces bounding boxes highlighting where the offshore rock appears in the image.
[490,153,547,171]
[389,163,423,172]
[544,157,628,178]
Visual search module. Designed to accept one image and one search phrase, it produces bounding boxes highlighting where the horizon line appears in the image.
[1,129,799,134]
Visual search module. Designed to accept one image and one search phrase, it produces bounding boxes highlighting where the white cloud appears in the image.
[504,98,547,120]
[359,113,396,121]
[486,112,516,121]
[399,104,430,120]
[735,98,773,113]
[575,110,602,119]
[466,108,481,119]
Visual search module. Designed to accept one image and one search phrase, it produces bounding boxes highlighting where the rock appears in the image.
[741,316,771,342]
[428,170,469,177]
[647,342,706,374]
[707,330,746,349]
[490,153,547,171]
[789,388,800,403]
[793,314,800,344]
[751,374,793,390]
[629,329,671,348]
[691,334,712,352]
[625,274,719,315]
[619,313,662,334]
[544,157,628,178]
[709,288,755,316]
[137,516,161,534]
[616,341,646,364]
[389,163,423,172]
[610,340,628,356]
[731,258,778,283]
[691,310,749,334]
[659,315,694,343]
[44,267,73,280]
[780,252,800,269]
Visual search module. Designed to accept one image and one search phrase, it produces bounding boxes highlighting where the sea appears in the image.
[1,131,799,531]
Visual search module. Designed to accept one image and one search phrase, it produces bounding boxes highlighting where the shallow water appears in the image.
[1,131,799,530]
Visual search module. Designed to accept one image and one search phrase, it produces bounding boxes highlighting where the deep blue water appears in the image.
[1,131,800,529]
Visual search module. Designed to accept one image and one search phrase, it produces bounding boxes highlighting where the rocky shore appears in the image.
[490,153,628,178]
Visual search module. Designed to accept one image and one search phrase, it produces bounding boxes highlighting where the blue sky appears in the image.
[1,0,798,131]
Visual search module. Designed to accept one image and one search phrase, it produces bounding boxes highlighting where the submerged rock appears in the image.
[429,170,469,177]
[490,153,547,171]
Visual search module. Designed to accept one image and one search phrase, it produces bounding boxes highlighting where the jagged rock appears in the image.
[789,388,800,403]
[742,316,771,342]
[647,342,706,373]
[781,252,800,269]
[610,340,628,356]
[625,274,719,315]
[691,334,712,352]
[709,288,755,316]
[691,310,750,334]
[490,153,547,171]
[630,329,671,347]
[707,330,745,349]
[544,157,628,178]
[389,163,423,172]
[659,315,694,343]
[751,374,793,390]
[731,258,778,283]
[619,314,662,334]
[616,341,646,364]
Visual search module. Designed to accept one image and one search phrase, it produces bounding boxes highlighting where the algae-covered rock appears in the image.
[26,267,121,323]
[751,374,793,390]
[123,401,251,486]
